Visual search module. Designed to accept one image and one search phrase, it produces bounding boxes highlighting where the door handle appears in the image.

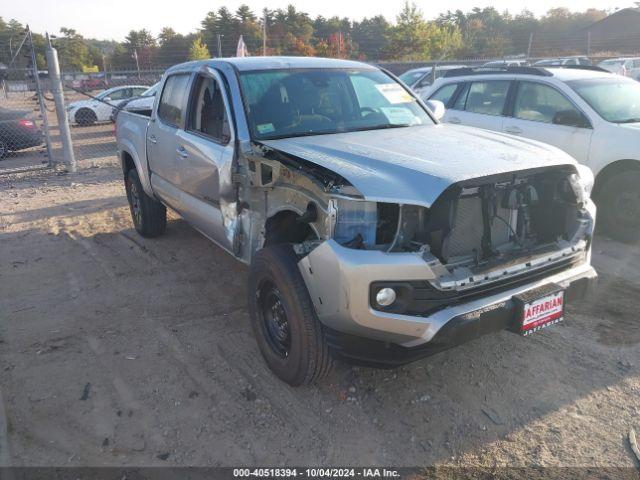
[147,135,157,144]
[449,116,462,124]
[176,146,189,159]
[504,125,523,135]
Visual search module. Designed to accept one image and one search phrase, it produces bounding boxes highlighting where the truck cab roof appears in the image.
[166,56,376,73]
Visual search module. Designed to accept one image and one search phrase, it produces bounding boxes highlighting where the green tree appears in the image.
[57,28,89,71]
[352,16,391,60]
[188,37,210,60]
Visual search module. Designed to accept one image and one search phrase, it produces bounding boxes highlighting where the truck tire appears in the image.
[597,170,640,243]
[248,244,333,386]
[125,168,167,238]
[75,108,97,126]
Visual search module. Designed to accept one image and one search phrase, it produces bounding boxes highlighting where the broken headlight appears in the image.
[575,164,594,199]
[560,165,594,206]
[332,199,378,248]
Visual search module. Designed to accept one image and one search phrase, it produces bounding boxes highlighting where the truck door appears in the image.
[146,72,193,207]
[175,68,236,250]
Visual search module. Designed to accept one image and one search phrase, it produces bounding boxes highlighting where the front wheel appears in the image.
[248,244,333,386]
[124,168,167,238]
[75,108,97,126]
[597,170,640,243]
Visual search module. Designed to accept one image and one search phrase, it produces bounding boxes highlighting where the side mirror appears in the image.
[553,110,590,128]
[103,96,112,102]
[426,99,446,121]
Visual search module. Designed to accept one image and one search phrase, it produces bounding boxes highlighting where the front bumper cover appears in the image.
[323,274,595,368]
[298,239,597,351]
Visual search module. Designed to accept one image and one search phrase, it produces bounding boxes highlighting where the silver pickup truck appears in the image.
[116,57,597,386]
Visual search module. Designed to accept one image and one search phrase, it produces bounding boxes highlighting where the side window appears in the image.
[451,83,469,110]
[133,87,147,96]
[634,59,640,68]
[464,80,510,116]
[187,74,230,142]
[157,74,191,127]
[513,82,581,124]
[429,83,458,106]
[108,89,128,100]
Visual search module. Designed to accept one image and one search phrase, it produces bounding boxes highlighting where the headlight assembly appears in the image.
[332,199,378,248]
[575,164,594,198]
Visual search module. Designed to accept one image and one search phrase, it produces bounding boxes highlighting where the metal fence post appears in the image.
[45,32,76,172]
[27,26,54,167]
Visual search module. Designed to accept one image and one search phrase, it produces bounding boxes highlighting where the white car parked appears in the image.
[423,66,640,242]
[398,65,466,97]
[598,57,640,80]
[67,85,149,126]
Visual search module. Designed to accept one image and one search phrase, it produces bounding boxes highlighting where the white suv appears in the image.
[423,66,640,242]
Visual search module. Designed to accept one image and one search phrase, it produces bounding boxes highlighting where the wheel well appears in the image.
[593,160,640,200]
[121,151,135,176]
[264,210,316,247]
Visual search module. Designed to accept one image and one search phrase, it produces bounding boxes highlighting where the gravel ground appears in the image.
[0,157,639,468]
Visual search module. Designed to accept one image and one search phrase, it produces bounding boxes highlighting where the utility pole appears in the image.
[27,26,54,167]
[132,49,141,79]
[586,31,591,57]
[45,32,76,172]
[262,12,267,56]
[526,33,534,61]
[217,34,223,58]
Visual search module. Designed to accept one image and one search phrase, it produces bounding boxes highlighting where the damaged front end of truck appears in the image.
[236,125,596,365]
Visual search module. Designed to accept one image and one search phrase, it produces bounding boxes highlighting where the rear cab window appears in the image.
[157,73,192,127]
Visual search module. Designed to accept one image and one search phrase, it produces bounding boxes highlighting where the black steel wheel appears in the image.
[258,281,292,358]
[124,168,167,238]
[248,244,333,386]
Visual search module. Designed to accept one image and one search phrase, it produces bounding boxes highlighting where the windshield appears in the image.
[599,59,624,66]
[398,70,427,85]
[239,68,433,140]
[568,77,640,123]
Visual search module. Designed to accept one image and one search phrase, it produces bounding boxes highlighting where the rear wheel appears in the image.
[248,244,333,386]
[124,168,167,238]
[75,108,97,126]
[597,170,640,243]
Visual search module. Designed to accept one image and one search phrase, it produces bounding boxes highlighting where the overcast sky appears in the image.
[1,0,633,41]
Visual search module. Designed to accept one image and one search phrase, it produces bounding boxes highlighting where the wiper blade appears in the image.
[347,124,410,132]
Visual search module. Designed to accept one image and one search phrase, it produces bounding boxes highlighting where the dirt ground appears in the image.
[1,155,639,469]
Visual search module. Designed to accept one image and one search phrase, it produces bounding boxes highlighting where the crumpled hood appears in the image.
[261,124,578,207]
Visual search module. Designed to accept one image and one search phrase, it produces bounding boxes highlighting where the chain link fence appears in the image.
[60,69,161,169]
[0,62,50,173]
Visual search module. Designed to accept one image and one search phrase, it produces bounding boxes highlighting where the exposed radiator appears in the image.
[445,193,517,260]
